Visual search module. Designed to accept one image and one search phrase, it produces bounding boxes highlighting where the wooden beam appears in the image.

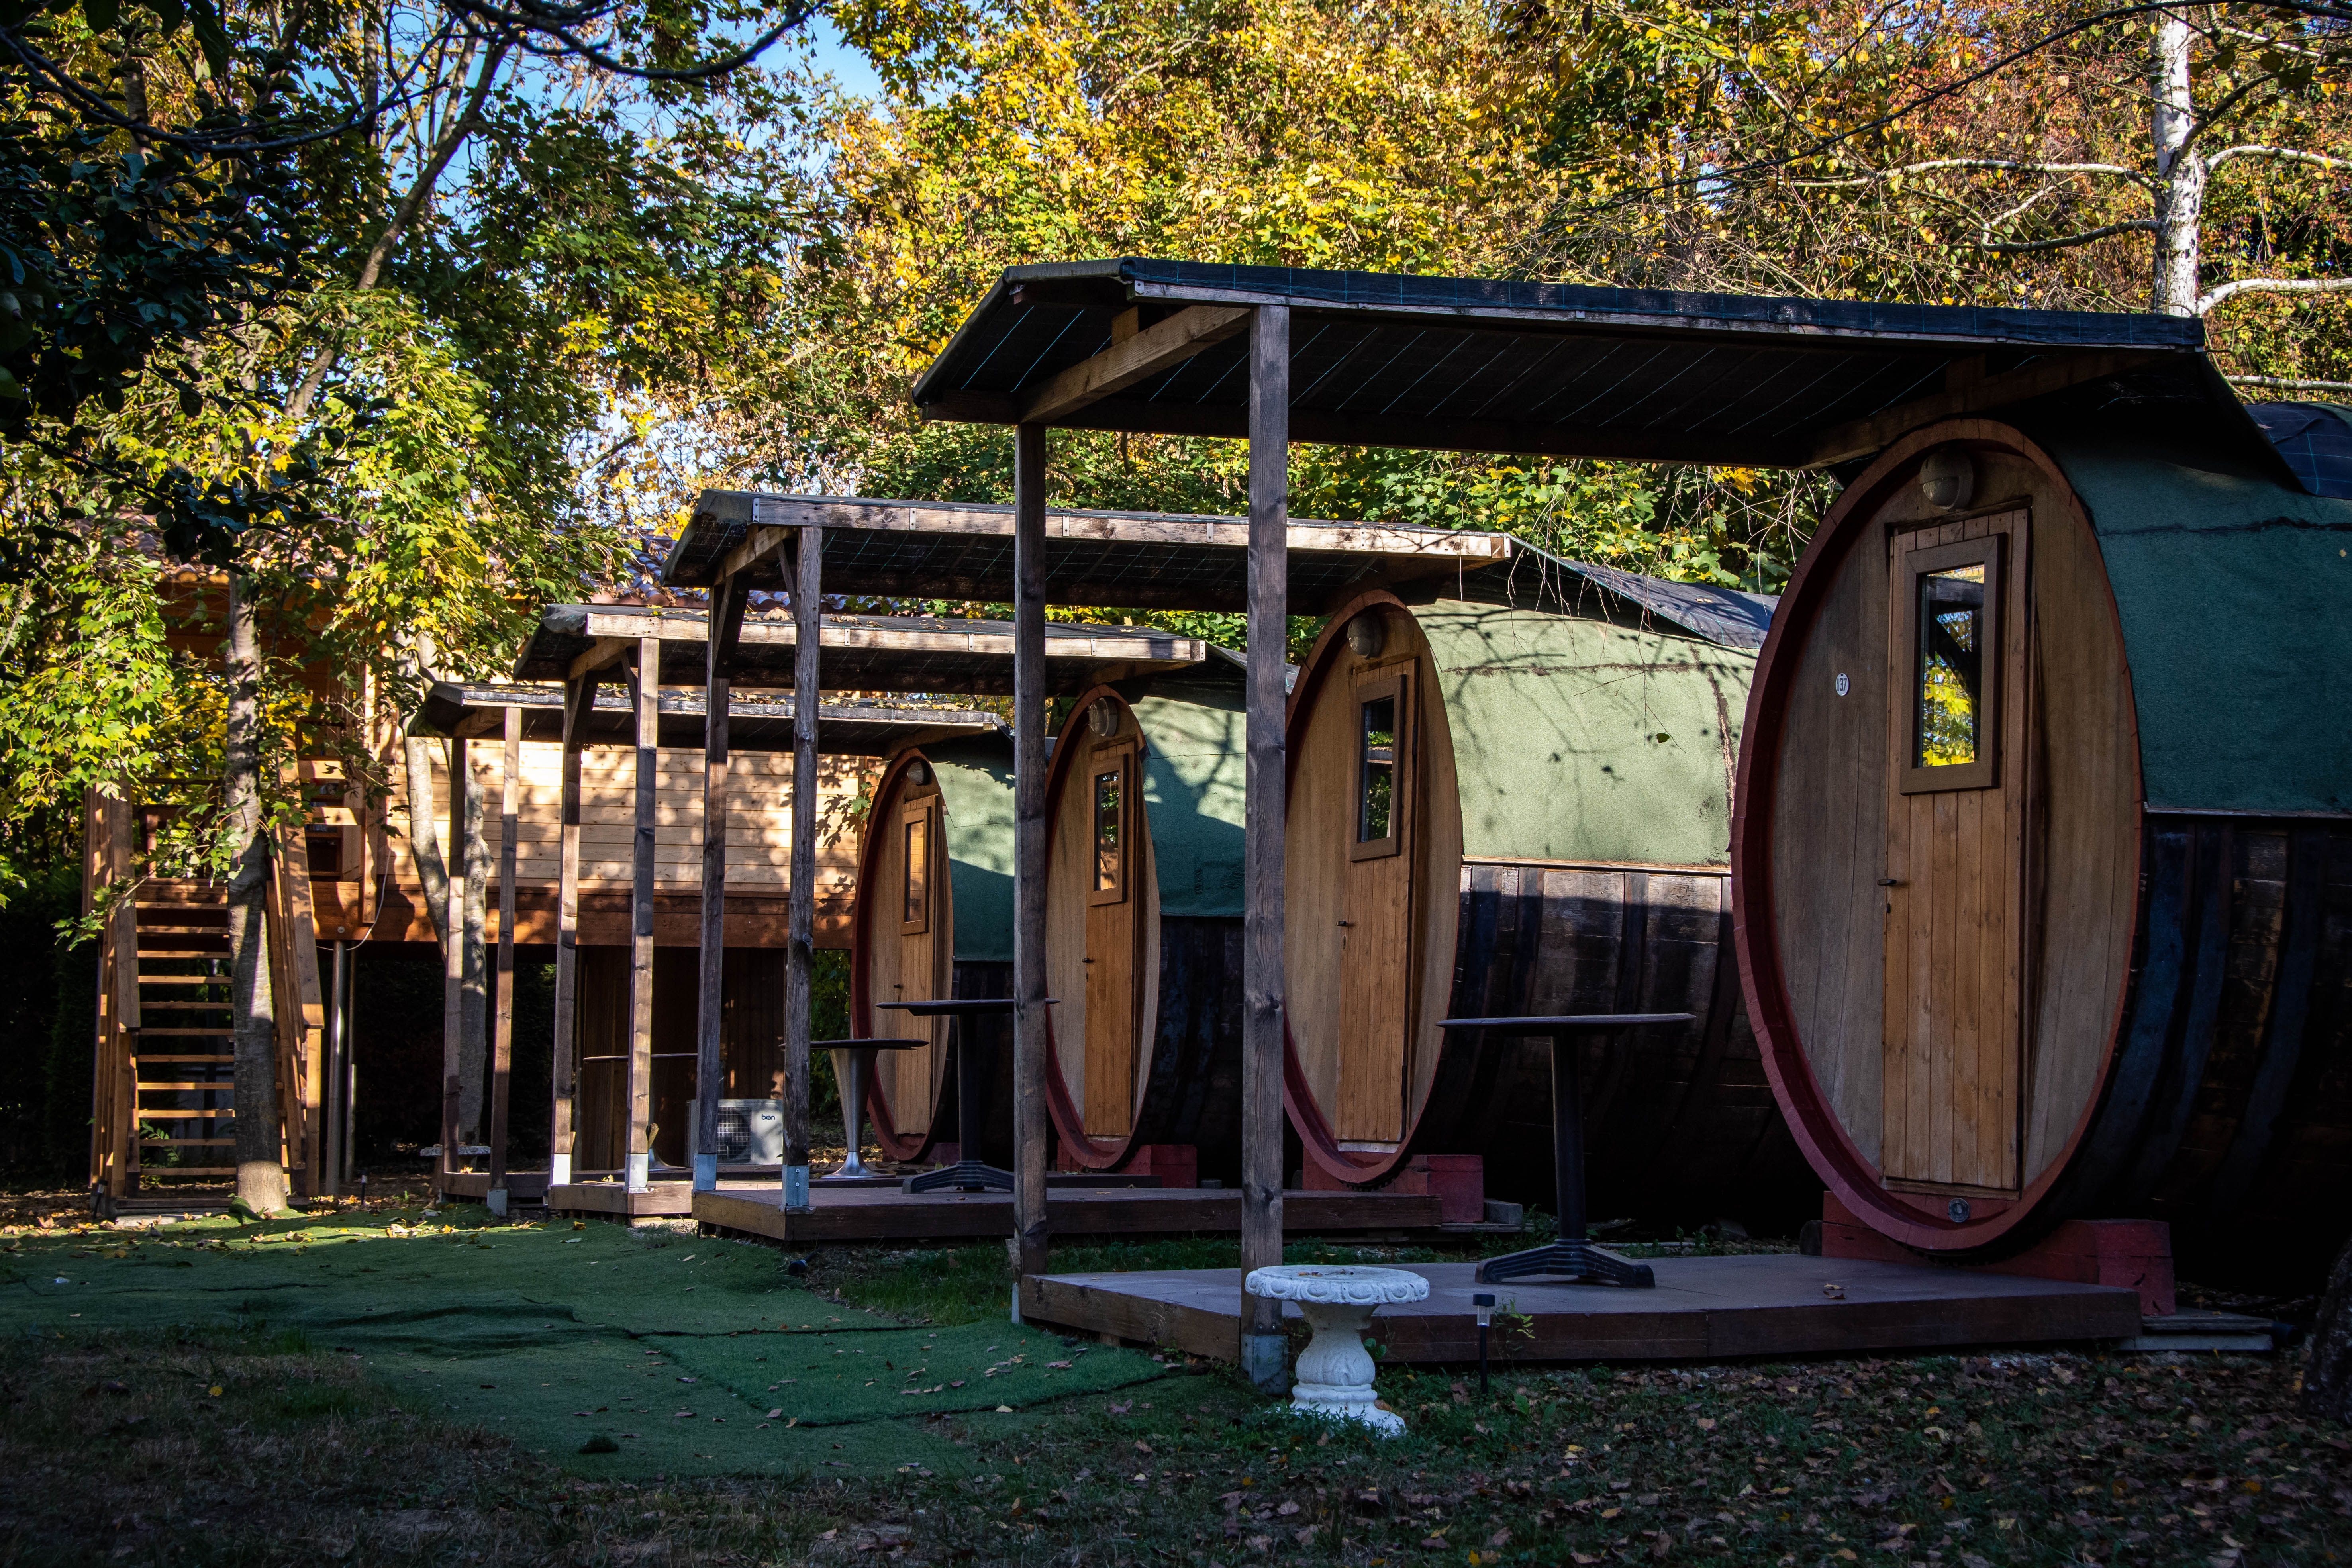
[694,582,733,1194]
[626,637,658,1193]
[548,719,584,1186]
[1241,304,1289,1388]
[440,735,466,1194]
[488,706,519,1209]
[1012,422,1050,1301]
[1803,349,2164,466]
[717,525,792,586]
[783,530,822,1212]
[562,671,602,753]
[568,637,631,682]
[1015,304,1252,424]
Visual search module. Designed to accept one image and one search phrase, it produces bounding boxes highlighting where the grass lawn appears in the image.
[0,1199,2340,1567]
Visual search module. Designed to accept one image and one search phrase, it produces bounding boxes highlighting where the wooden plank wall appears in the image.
[361,740,880,944]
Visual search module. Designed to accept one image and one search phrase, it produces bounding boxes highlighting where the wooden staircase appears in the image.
[88,796,329,1199]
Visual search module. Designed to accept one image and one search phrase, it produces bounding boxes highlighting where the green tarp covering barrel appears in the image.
[1735,409,2352,1283]
[1284,571,1815,1230]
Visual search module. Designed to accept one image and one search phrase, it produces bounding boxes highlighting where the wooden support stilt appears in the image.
[696,578,746,1192]
[627,638,659,1192]
[1012,422,1051,1306]
[488,705,519,1213]
[1241,304,1290,1387]
[549,677,591,1187]
[440,736,467,1194]
[783,533,822,1212]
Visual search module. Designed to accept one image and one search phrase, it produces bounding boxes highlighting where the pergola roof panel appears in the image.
[413,680,1005,756]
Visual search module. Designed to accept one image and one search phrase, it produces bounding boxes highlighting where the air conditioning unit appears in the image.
[707,1099,784,1165]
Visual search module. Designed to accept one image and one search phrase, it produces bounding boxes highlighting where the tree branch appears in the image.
[2201,276,2352,312]
[2208,144,2352,172]
[1981,218,2160,253]
[2227,374,2352,391]
[1796,158,2152,189]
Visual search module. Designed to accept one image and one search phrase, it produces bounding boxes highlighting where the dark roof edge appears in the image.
[908,260,1131,406]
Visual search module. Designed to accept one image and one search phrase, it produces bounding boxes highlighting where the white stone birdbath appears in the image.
[1243,1265,1429,1435]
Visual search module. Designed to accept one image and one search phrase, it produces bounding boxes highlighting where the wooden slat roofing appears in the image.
[512,602,1208,694]
[662,493,1512,612]
[907,259,2218,469]
[412,680,1005,756]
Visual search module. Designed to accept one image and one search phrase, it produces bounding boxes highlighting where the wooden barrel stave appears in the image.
[1396,861,1816,1229]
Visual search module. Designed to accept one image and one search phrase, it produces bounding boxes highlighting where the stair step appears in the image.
[135,1054,234,1064]
[136,1027,233,1037]
[137,1082,231,1092]
[137,976,227,986]
[140,1000,231,1011]
[137,949,231,959]
[135,1109,234,1120]
[143,1138,235,1147]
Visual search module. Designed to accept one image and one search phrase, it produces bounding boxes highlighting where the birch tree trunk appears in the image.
[2305,1234,2352,1421]
[2151,14,2205,316]
[224,571,289,1214]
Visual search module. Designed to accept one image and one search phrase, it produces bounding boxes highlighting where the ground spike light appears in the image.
[1474,1292,1494,1396]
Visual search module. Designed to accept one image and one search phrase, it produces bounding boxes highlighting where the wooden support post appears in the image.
[1241,304,1290,1388]
[627,639,659,1193]
[782,534,822,1211]
[549,677,590,1188]
[488,705,519,1214]
[440,736,466,1195]
[696,578,745,1193]
[1012,421,1050,1311]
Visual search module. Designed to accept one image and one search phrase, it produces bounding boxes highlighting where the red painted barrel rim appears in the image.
[1731,419,2144,1252]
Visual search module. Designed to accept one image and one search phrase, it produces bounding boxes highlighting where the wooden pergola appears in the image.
[491,604,1211,1211]
[885,258,2211,1381]
[660,490,1516,1369]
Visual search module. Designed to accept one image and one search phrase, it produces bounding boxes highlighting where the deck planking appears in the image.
[693,1182,1444,1245]
[1018,1256,2143,1364]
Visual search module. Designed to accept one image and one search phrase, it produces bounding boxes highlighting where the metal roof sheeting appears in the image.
[913,259,2211,468]
[2247,402,2352,500]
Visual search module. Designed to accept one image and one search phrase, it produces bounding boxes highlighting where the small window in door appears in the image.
[1898,535,2003,793]
[1352,673,1408,860]
[1089,746,1132,905]
[900,806,931,934]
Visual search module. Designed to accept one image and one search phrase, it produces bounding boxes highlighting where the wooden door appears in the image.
[1334,666,1416,1143]
[892,793,946,1119]
[1083,739,1140,1136]
[1882,509,2029,1193]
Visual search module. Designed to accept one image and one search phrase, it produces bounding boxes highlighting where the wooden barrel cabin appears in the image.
[849,735,1018,1164]
[1043,669,1248,1181]
[1735,410,2352,1276]
[1284,572,1818,1228]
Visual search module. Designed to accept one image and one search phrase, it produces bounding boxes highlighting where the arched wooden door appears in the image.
[1080,730,1142,1136]
[1333,660,1417,1143]
[1881,508,2030,1195]
[872,770,949,1135]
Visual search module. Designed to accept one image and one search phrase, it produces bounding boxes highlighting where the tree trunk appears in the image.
[2150,14,2204,315]
[2305,1232,2352,1421]
[457,744,490,1143]
[224,571,289,1214]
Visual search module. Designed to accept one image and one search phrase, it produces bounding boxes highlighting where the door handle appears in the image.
[1336,920,1354,927]
[1877,879,1904,887]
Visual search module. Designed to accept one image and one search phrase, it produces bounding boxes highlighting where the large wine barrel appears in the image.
[1043,677,1246,1178]
[1284,581,1817,1229]
[848,735,1017,1164]
[1735,413,2352,1278]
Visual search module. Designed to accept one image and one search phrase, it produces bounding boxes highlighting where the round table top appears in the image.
[1243,1264,1431,1305]
[878,998,1059,1017]
[813,1038,931,1051]
[1439,1013,1695,1032]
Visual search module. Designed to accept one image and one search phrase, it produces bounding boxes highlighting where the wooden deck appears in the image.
[1018,1256,2145,1364]
[438,1170,552,1203]
[545,1179,698,1219]
[693,1182,1447,1245]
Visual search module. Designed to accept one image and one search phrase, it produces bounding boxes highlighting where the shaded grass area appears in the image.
[0,1204,2342,1566]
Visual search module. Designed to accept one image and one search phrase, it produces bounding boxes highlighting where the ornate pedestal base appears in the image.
[1243,1265,1430,1436]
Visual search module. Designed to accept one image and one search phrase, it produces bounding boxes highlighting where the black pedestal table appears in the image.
[876,998,1057,1193]
[1435,1013,1695,1287]
[813,1037,928,1180]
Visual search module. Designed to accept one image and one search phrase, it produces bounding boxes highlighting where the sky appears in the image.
[801,16,886,100]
